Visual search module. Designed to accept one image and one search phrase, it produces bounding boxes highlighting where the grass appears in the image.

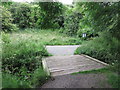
[71,68,110,75]
[71,67,119,88]
[10,28,82,45]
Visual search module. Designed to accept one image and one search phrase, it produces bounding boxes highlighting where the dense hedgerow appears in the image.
[1,6,18,32]
[9,3,35,28]
[8,2,64,29]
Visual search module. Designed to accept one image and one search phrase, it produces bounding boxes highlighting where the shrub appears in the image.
[2,32,49,73]
[75,32,120,64]
[1,6,18,32]
[9,3,34,28]
[64,11,82,36]
[31,5,45,28]
[39,2,64,29]
[2,40,49,74]
[77,20,99,39]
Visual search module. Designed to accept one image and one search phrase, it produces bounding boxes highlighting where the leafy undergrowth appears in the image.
[2,66,50,88]
[10,29,82,45]
[1,32,50,88]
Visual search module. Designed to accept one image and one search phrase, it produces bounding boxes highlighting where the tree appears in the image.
[38,2,64,29]
[76,2,119,38]
[1,6,18,32]
[9,3,34,28]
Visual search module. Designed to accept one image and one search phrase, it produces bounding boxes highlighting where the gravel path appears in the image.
[46,45,80,55]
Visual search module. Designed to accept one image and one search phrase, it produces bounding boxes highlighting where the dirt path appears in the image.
[42,73,111,88]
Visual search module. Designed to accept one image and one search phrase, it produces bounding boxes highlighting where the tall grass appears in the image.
[10,29,82,45]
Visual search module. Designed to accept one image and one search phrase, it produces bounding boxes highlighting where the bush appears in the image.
[9,3,34,28]
[64,11,82,36]
[75,32,120,64]
[1,32,11,44]
[31,4,45,28]
[1,6,18,32]
[2,38,49,73]
[39,2,64,29]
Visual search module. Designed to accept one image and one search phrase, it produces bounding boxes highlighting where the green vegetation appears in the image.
[2,66,49,88]
[0,6,18,32]
[1,1,119,89]
[2,73,31,88]
[74,2,119,71]
[72,68,110,74]
[38,2,65,29]
[75,32,119,64]
[9,3,36,28]
[9,29,82,45]
[108,73,119,88]
[1,31,50,88]
[64,11,82,36]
